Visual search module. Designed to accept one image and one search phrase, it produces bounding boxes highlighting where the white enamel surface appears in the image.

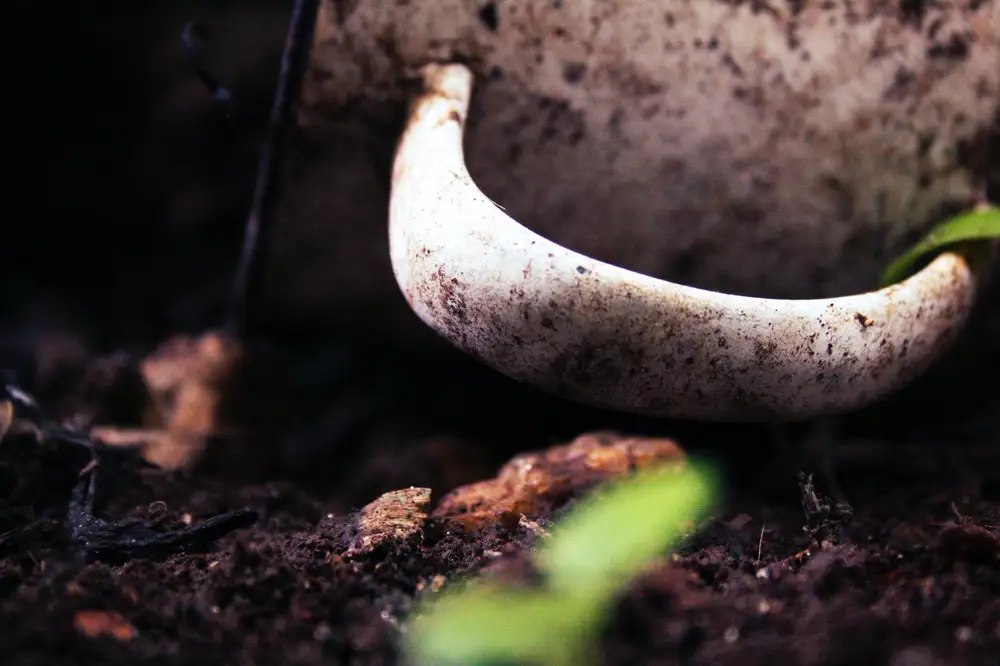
[389,64,979,422]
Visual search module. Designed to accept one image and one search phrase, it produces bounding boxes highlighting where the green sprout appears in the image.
[404,462,718,666]
[879,206,1000,288]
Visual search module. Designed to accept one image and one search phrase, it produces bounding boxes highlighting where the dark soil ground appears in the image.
[3,3,1000,665]
[1,353,998,666]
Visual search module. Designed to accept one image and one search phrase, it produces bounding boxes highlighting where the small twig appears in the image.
[2,375,95,449]
[2,376,258,561]
[180,22,235,118]
[66,457,258,561]
[77,457,99,478]
[756,523,765,565]
[224,0,319,338]
[798,472,853,548]
[518,515,552,540]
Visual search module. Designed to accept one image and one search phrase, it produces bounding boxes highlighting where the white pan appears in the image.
[388,63,988,421]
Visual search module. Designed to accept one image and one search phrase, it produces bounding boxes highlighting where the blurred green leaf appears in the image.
[540,463,717,600]
[405,586,601,666]
[404,463,717,666]
[879,207,1000,288]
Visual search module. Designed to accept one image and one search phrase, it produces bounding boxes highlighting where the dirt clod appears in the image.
[433,432,687,531]
[342,487,432,557]
[72,610,138,642]
[92,332,288,481]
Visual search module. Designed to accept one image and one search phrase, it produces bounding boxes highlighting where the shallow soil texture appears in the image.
[3,2,1000,666]
[1,380,999,666]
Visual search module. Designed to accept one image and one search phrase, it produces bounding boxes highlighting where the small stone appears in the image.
[73,610,137,642]
[433,432,686,532]
[345,487,432,556]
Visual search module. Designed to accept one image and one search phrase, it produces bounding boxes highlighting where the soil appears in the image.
[1,360,999,666]
[3,2,1000,665]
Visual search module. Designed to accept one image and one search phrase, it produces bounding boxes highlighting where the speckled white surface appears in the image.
[389,64,982,421]
[296,0,999,303]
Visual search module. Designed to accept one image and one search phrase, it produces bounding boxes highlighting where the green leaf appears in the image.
[404,586,602,666]
[540,463,717,602]
[404,463,717,666]
[879,207,1000,288]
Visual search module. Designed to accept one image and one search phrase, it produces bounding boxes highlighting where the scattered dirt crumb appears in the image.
[434,432,687,531]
